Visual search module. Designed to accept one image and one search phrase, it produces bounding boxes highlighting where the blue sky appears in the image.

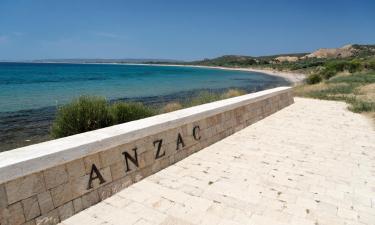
[0,0,374,61]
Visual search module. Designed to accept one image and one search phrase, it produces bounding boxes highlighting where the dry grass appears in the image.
[356,83,375,102]
[161,102,183,113]
[294,72,375,116]
[294,82,348,96]
[221,89,247,99]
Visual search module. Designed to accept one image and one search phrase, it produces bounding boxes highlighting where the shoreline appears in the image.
[122,63,307,84]
[2,61,306,84]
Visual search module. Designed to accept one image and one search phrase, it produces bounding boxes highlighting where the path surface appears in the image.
[60,98,375,225]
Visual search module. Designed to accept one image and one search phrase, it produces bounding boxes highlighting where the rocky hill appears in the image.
[303,44,375,59]
[192,44,375,66]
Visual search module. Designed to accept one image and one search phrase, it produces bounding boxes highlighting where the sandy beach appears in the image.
[194,65,306,84]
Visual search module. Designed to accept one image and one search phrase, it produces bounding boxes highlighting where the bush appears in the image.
[110,102,154,124]
[320,60,364,79]
[347,60,363,73]
[364,59,375,70]
[305,74,322,84]
[51,97,155,138]
[51,96,112,138]
[320,68,336,80]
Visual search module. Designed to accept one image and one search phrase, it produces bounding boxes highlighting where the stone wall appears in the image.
[0,87,293,225]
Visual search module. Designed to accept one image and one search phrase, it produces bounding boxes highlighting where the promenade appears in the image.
[60,98,375,225]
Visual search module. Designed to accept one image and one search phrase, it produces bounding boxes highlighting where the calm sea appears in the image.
[0,62,289,150]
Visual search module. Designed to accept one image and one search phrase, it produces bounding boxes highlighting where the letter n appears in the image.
[87,164,106,190]
[122,148,139,172]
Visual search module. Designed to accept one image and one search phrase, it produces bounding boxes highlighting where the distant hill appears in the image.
[191,44,375,67]
[192,53,307,66]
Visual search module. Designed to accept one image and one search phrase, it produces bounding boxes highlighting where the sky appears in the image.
[0,0,374,61]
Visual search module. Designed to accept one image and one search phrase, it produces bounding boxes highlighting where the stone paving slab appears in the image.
[60,98,375,225]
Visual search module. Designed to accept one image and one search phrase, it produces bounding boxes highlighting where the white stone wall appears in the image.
[0,87,293,225]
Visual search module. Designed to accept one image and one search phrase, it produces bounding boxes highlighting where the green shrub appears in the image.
[305,74,322,84]
[51,97,156,138]
[320,68,336,80]
[51,96,112,138]
[320,60,364,79]
[347,60,363,73]
[364,59,375,70]
[110,102,155,124]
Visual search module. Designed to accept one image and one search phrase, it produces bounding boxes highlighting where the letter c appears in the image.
[193,125,201,141]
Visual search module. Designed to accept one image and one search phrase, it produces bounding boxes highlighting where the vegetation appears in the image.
[110,102,154,124]
[189,44,375,119]
[305,74,322,85]
[183,88,246,108]
[161,102,183,113]
[52,97,155,138]
[51,96,112,138]
[293,52,375,117]
[294,72,375,115]
[51,89,247,138]
[51,44,375,138]
[189,45,375,74]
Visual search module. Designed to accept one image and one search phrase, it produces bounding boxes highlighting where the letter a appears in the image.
[176,133,185,150]
[87,164,106,190]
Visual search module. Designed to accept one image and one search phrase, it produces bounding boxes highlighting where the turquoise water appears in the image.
[0,62,289,151]
[0,63,289,113]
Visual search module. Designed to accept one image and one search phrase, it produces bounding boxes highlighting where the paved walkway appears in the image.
[60,98,375,225]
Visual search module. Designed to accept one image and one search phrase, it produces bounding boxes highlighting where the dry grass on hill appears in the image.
[294,72,375,121]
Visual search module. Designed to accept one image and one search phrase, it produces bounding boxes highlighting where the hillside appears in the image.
[303,44,375,59]
[191,44,375,68]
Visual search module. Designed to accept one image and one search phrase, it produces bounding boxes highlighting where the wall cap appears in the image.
[0,86,291,184]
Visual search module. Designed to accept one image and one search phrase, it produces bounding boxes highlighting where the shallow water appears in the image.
[0,63,289,151]
[0,63,289,112]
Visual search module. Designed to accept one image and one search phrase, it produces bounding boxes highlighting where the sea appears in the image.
[0,62,289,151]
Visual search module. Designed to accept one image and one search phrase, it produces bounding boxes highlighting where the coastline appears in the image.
[123,63,307,84]
[0,62,295,151]
[3,61,306,84]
